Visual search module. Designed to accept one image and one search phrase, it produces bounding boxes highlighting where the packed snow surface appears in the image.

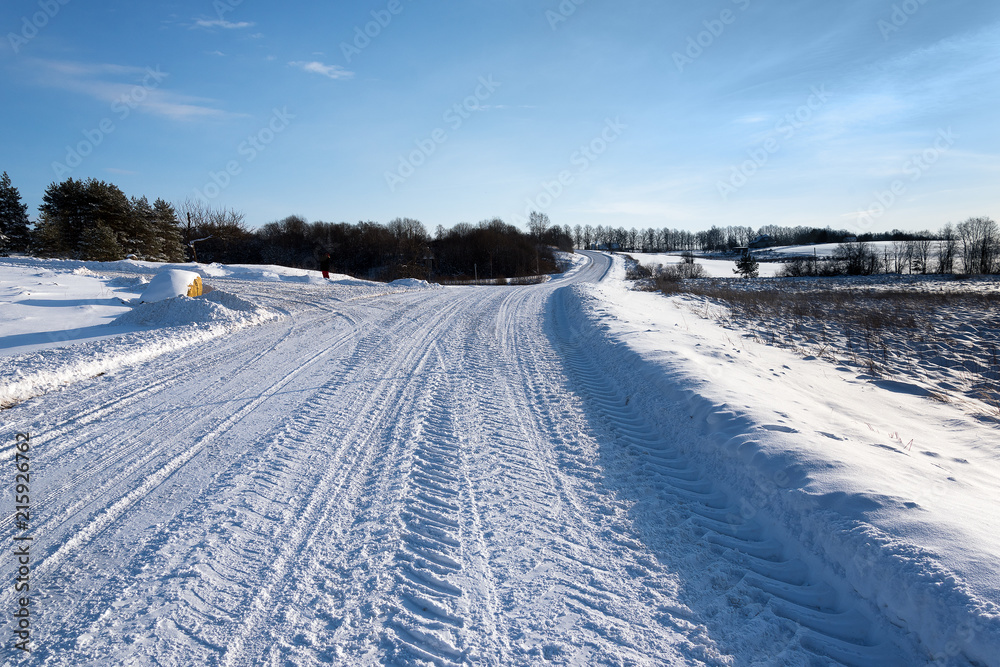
[0,253,996,665]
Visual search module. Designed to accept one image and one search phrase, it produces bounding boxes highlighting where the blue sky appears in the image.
[2,0,998,234]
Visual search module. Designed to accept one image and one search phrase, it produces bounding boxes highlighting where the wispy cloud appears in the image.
[193,19,254,29]
[27,59,243,121]
[288,61,353,80]
[41,62,149,78]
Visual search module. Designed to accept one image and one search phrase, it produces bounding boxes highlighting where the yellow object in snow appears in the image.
[140,269,206,303]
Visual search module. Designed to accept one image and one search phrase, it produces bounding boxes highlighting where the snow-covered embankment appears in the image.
[553,256,1000,665]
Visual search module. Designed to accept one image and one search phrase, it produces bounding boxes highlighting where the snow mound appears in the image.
[112,291,269,328]
[389,278,440,289]
[107,276,148,289]
[140,269,203,303]
[201,263,231,277]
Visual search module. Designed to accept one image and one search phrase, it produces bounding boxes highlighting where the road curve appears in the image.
[0,252,921,665]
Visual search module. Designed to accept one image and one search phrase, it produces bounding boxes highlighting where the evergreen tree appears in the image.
[0,172,32,253]
[152,199,185,262]
[38,178,134,259]
[37,177,89,255]
[128,196,160,259]
[78,224,124,261]
[31,212,68,257]
[734,252,759,278]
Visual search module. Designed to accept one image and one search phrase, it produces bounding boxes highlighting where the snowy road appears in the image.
[1,253,940,665]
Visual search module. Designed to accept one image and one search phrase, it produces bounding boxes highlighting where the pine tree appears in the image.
[152,199,185,262]
[78,224,124,262]
[128,196,160,259]
[734,252,759,278]
[38,177,91,255]
[39,177,134,259]
[0,172,32,254]
[32,213,66,256]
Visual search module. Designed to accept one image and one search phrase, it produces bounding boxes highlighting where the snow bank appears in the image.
[559,256,1000,664]
[0,260,144,356]
[389,278,441,289]
[0,291,279,409]
[112,291,268,327]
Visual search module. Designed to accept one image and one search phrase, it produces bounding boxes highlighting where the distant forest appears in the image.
[1,174,997,278]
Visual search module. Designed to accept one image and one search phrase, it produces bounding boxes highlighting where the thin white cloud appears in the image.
[42,61,149,78]
[193,19,254,29]
[289,61,353,80]
[27,59,244,121]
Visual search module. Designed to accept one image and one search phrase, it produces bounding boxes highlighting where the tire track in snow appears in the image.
[4,338,339,603]
[67,356,369,661]
[0,309,356,552]
[216,295,472,665]
[382,364,472,665]
[1,300,355,452]
[550,283,918,666]
[0,307,361,661]
[57,299,414,663]
[0,305,355,517]
[446,284,719,665]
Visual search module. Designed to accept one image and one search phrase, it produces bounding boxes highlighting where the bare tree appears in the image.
[835,241,882,275]
[909,238,932,274]
[937,223,957,274]
[527,211,550,240]
[957,216,999,274]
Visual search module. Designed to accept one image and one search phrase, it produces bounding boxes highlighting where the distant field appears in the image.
[630,252,787,278]
[644,272,1000,419]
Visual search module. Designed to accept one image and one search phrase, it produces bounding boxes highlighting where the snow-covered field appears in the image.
[630,253,788,278]
[1,253,997,665]
[632,240,939,278]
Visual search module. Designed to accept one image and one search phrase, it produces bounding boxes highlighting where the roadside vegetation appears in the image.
[639,270,1000,418]
[2,171,996,282]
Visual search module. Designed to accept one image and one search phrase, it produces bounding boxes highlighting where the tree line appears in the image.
[574,223,941,254]
[0,175,566,281]
[1,173,996,278]
[1,173,185,262]
[780,219,1000,277]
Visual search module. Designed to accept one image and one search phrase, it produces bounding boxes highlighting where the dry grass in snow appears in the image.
[643,274,1000,420]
